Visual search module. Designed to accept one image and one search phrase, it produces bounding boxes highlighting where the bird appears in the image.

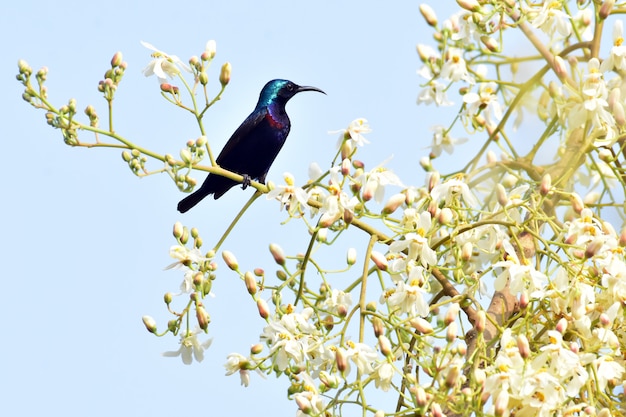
[177,79,325,213]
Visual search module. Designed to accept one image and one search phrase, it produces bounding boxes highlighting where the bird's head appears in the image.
[258,79,326,106]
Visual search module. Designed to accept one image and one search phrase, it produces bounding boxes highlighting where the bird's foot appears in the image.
[241,174,251,190]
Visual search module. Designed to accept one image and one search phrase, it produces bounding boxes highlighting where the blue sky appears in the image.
[2,1,459,416]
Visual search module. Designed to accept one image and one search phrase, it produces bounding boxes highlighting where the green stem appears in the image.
[212,190,262,252]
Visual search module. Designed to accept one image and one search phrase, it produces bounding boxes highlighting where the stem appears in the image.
[212,190,262,252]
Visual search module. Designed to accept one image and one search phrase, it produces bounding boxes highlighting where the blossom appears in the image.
[344,341,378,375]
[162,327,212,365]
[384,268,430,317]
[428,125,467,157]
[141,41,192,83]
[266,172,309,214]
[359,164,405,203]
[463,82,503,125]
[440,47,474,84]
[417,80,453,106]
[318,166,359,226]
[373,362,394,391]
[389,211,437,268]
[330,118,371,149]
[260,307,319,371]
[493,240,547,296]
[321,289,352,315]
[527,1,571,38]
[430,177,479,208]
[224,353,254,386]
[601,20,626,72]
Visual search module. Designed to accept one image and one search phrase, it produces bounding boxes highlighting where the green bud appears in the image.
[199,71,208,85]
[219,62,231,86]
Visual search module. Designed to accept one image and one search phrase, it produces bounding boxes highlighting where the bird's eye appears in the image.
[287,83,294,91]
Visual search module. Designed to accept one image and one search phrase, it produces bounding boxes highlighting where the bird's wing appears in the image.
[215,107,268,164]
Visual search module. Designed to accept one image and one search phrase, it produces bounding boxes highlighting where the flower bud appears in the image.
[295,395,312,414]
[585,238,604,259]
[410,317,433,334]
[445,365,460,388]
[346,248,357,265]
[431,402,444,417]
[250,343,263,354]
[370,251,388,271]
[372,317,385,338]
[553,55,568,79]
[257,298,270,319]
[480,36,499,52]
[540,173,552,196]
[220,62,231,86]
[142,315,157,333]
[461,241,473,262]
[446,321,457,343]
[341,158,351,176]
[222,250,239,270]
[196,305,210,330]
[204,40,217,60]
[199,71,209,85]
[382,193,406,215]
[244,271,257,295]
[599,0,615,19]
[414,385,428,406]
[445,303,460,325]
[438,207,453,225]
[494,390,509,417]
[173,222,184,239]
[598,148,614,163]
[335,348,348,373]
[475,310,486,333]
[517,334,530,358]
[378,335,392,357]
[457,0,481,12]
[556,317,568,334]
[570,193,584,214]
[419,4,438,26]
[319,371,340,389]
[111,51,123,67]
[269,243,286,266]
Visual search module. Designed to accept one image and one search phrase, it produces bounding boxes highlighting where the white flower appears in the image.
[385,268,430,317]
[360,164,405,203]
[430,177,479,208]
[493,240,547,296]
[440,48,474,84]
[417,80,453,106]
[321,289,352,315]
[224,353,259,387]
[162,328,212,365]
[463,82,503,125]
[373,362,394,391]
[330,118,371,149]
[428,125,467,157]
[266,172,309,215]
[528,1,571,38]
[345,341,378,375]
[601,20,626,72]
[141,41,192,83]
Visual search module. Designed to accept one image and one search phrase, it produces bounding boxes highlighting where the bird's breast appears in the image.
[264,112,285,130]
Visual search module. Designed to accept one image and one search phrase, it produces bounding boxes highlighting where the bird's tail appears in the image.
[177,188,210,213]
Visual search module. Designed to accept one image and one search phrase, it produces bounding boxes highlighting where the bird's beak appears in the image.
[296,85,326,95]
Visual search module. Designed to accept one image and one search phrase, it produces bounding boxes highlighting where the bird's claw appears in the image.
[241,174,251,190]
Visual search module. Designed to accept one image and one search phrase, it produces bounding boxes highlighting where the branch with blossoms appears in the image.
[16,1,626,416]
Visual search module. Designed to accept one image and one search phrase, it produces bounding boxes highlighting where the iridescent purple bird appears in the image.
[177,79,325,213]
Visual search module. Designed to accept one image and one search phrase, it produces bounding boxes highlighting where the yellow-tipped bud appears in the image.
[250,343,263,354]
[220,62,231,86]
